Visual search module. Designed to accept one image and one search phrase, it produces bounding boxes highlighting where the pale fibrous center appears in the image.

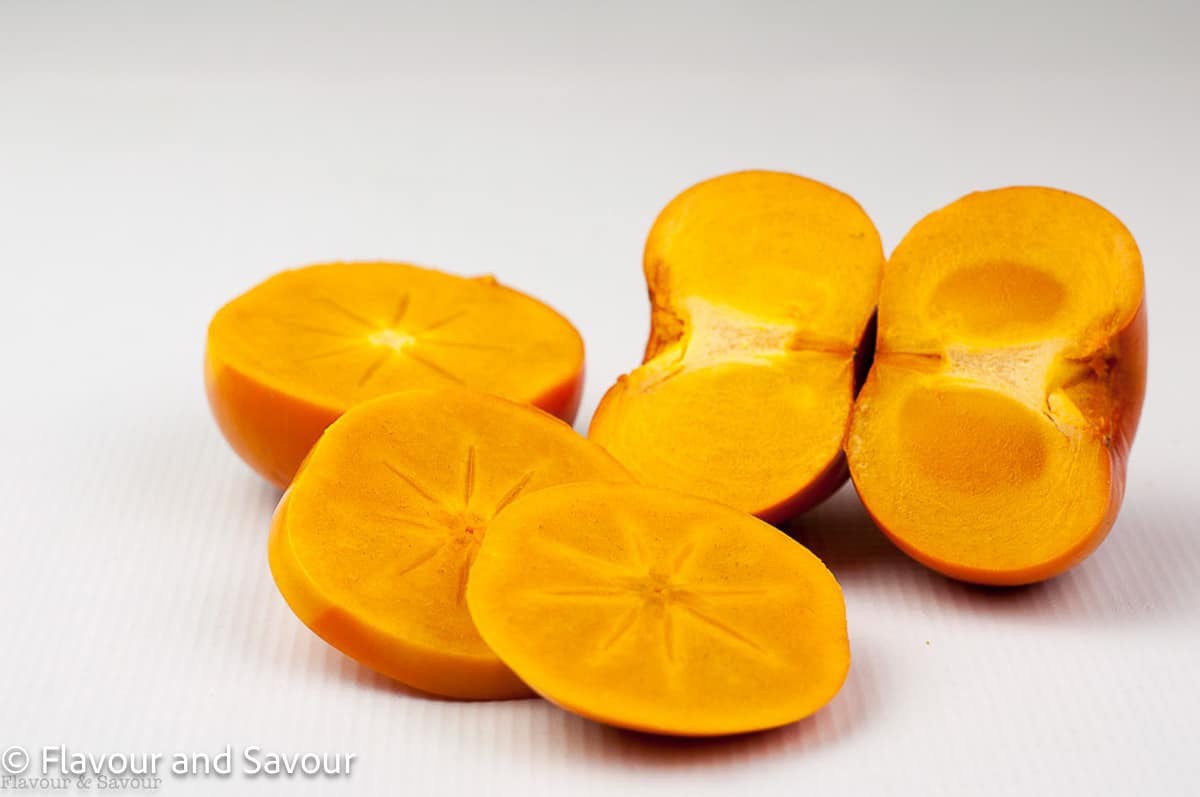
[369,328,417,351]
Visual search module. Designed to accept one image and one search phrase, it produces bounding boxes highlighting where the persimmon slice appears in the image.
[846,187,1146,585]
[589,171,883,522]
[268,389,632,700]
[207,262,584,486]
[466,483,850,735]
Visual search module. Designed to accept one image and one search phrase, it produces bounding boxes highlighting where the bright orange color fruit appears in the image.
[268,388,632,700]
[847,187,1147,585]
[207,262,584,487]
[467,483,850,735]
[589,171,884,522]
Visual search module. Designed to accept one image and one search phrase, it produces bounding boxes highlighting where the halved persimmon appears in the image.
[846,187,1146,585]
[268,388,632,700]
[207,262,584,487]
[466,483,850,735]
[589,171,883,522]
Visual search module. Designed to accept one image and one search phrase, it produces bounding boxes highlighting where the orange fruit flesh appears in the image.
[466,483,850,736]
[589,171,883,522]
[268,389,632,700]
[847,187,1146,585]
[207,262,584,487]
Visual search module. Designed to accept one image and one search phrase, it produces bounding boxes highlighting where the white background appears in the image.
[2,2,1198,795]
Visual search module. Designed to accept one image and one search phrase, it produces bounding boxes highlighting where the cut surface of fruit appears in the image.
[268,388,632,700]
[207,262,584,487]
[589,171,884,522]
[847,187,1146,585]
[466,483,850,736]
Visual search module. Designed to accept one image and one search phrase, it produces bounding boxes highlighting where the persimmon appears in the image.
[267,388,632,700]
[466,483,850,736]
[846,187,1146,585]
[207,262,584,487]
[589,171,883,522]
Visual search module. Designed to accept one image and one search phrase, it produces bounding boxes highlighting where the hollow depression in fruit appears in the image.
[268,388,632,700]
[589,171,884,522]
[206,262,585,487]
[466,483,850,736]
[846,187,1146,585]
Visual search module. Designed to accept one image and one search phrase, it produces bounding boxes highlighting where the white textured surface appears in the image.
[1,2,1198,795]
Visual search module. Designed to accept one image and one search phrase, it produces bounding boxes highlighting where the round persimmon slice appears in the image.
[207,262,584,487]
[268,388,632,700]
[466,483,850,735]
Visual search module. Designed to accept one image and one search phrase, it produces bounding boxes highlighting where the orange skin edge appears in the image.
[527,658,850,738]
[267,490,534,700]
[759,455,851,527]
[205,351,584,489]
[855,300,1147,586]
